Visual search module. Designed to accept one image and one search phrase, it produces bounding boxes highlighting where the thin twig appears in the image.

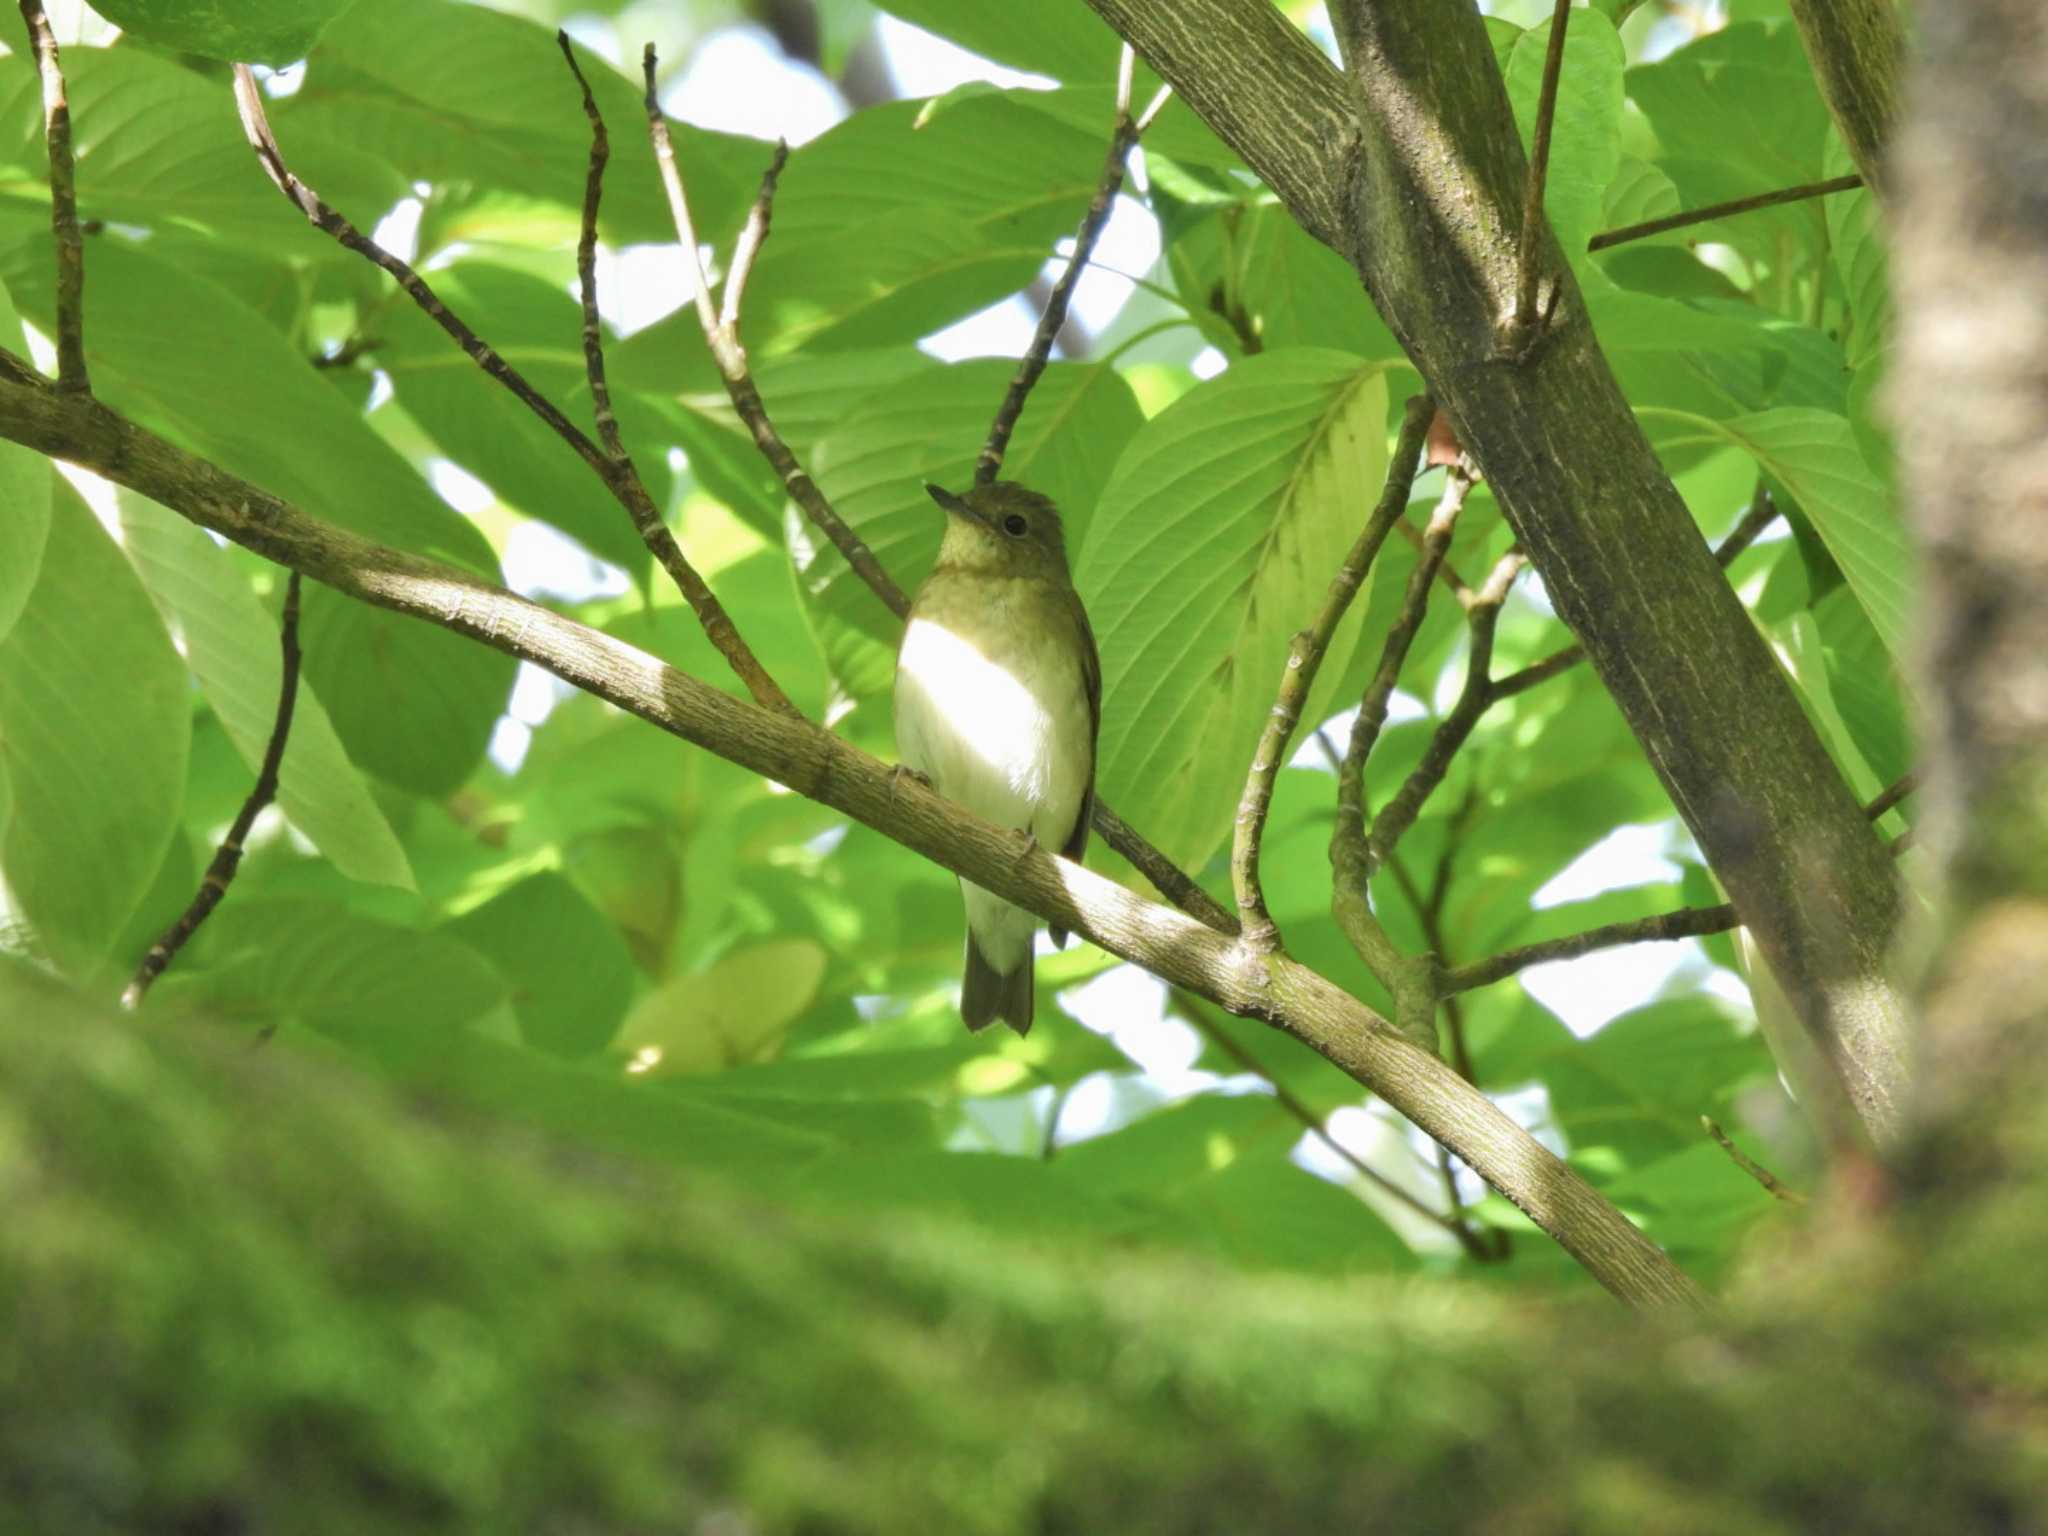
[637,46,1231,934]
[19,0,87,393]
[557,34,626,461]
[1330,467,1473,1020]
[1367,546,1525,872]
[1863,771,1917,821]
[1439,903,1739,996]
[1493,486,1782,701]
[976,46,1171,485]
[234,61,790,712]
[1588,174,1864,252]
[123,573,305,1009]
[1232,396,1434,949]
[1513,0,1574,330]
[1701,1116,1808,1204]
[1176,993,1469,1238]
[641,46,908,620]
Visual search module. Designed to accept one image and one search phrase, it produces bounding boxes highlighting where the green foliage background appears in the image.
[0,0,1932,1488]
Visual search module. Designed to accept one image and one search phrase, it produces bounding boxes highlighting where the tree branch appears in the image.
[232,62,789,713]
[1588,175,1865,253]
[1440,903,1739,997]
[18,0,87,394]
[557,34,628,461]
[1785,0,1903,196]
[1088,0,1911,1145]
[1232,395,1434,949]
[122,572,304,1009]
[0,360,1702,1310]
[1513,0,1573,331]
[975,47,1169,485]
[1701,1116,1808,1205]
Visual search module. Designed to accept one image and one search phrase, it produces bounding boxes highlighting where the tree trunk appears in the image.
[1081,0,1910,1143]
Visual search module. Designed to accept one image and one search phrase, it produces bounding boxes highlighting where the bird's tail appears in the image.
[962,930,1033,1036]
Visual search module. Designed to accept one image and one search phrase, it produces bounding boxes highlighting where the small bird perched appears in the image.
[893,481,1099,1034]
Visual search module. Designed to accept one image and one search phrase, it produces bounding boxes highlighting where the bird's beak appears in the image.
[924,483,983,526]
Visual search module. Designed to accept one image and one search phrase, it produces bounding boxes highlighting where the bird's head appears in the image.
[924,481,1072,581]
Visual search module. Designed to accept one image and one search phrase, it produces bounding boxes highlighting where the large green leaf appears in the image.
[0,482,188,975]
[799,357,1145,697]
[376,261,655,575]
[289,0,771,251]
[734,93,1105,355]
[0,236,513,794]
[1077,351,1393,870]
[0,44,405,248]
[1639,406,1911,660]
[868,1,1127,83]
[117,495,413,892]
[443,872,636,1059]
[1504,6,1625,255]
[1168,201,1401,361]
[86,0,363,64]
[0,279,47,645]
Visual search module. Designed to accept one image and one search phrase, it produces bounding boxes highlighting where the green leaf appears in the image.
[0,43,406,247]
[443,872,635,1059]
[1168,202,1402,360]
[615,939,831,1075]
[1077,351,1393,869]
[730,94,1108,355]
[0,236,513,794]
[1639,406,1911,660]
[0,279,48,645]
[799,358,1145,696]
[867,1,1127,83]
[376,262,653,575]
[165,898,505,1060]
[1627,23,1831,198]
[0,481,189,975]
[292,0,772,251]
[85,0,363,64]
[117,494,414,892]
[1504,6,1625,254]
[1827,176,1891,369]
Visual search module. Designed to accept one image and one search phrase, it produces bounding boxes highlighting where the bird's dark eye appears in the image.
[1002,514,1028,537]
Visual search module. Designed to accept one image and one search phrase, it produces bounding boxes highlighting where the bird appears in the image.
[893,480,1100,1035]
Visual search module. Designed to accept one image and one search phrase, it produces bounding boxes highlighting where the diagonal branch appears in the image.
[1232,395,1434,950]
[122,573,304,1009]
[233,61,790,714]
[0,357,1702,1310]
[1512,0,1573,332]
[18,0,87,394]
[557,33,629,462]
[1588,174,1865,253]
[975,46,1171,485]
[638,45,1233,935]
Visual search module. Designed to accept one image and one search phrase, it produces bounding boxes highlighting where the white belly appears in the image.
[895,602,1092,974]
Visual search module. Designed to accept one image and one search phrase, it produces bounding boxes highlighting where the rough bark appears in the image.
[1080,0,1910,1144]
[0,359,1704,1309]
[1787,0,1905,195]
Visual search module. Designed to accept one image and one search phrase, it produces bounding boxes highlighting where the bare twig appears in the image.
[123,573,305,1009]
[1367,546,1525,870]
[976,46,1171,484]
[234,61,790,713]
[1588,174,1865,252]
[1175,992,1469,1237]
[1330,466,1473,1029]
[1232,396,1434,949]
[1513,0,1574,331]
[1863,771,1918,821]
[1493,486,1782,701]
[637,46,1230,934]
[1439,903,1739,996]
[19,0,87,393]
[557,34,627,460]
[1702,1116,1809,1204]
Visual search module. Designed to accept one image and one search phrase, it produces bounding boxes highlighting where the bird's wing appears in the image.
[1059,586,1100,867]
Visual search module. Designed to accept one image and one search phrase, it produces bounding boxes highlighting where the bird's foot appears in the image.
[888,763,933,801]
